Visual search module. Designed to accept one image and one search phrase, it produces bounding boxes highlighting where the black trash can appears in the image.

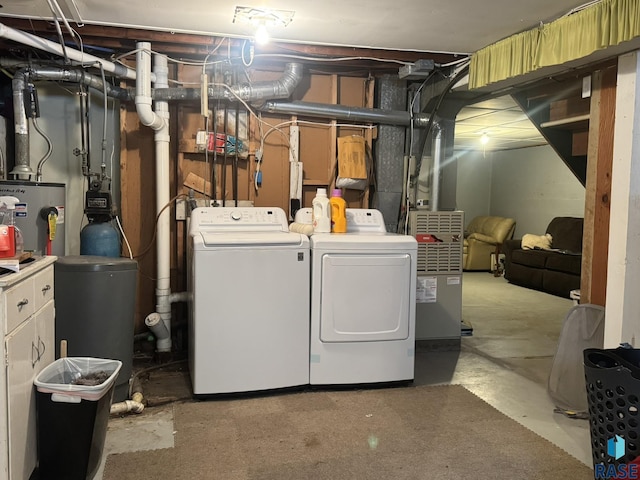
[34,357,122,480]
[584,348,640,476]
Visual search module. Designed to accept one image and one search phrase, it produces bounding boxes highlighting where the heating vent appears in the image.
[417,243,463,274]
[411,211,464,237]
[411,211,464,274]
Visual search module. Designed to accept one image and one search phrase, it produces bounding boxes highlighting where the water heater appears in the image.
[0,180,65,256]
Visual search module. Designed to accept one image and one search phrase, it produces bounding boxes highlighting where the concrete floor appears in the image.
[95,272,592,479]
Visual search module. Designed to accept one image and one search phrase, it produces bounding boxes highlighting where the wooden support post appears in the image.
[582,65,616,306]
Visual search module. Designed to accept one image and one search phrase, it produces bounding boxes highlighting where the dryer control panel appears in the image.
[190,207,289,233]
[346,209,387,233]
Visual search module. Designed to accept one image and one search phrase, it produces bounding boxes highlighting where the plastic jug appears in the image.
[312,188,331,233]
[0,196,20,258]
[330,189,347,233]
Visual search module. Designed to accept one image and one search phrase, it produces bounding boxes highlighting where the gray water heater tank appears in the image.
[54,256,138,402]
[0,181,66,256]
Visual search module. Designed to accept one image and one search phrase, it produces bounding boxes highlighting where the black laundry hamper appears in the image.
[584,347,640,470]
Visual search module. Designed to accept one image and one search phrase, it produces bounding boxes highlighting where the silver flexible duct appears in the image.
[11,72,31,178]
[226,62,303,101]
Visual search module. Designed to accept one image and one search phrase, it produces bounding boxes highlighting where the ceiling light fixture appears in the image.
[480,133,490,145]
[254,22,269,45]
[233,6,295,44]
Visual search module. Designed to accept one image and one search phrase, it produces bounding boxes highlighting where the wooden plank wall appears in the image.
[121,65,372,333]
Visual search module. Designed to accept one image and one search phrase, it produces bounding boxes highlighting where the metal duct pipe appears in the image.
[261,100,430,127]
[144,63,304,103]
[226,62,303,101]
[429,123,443,211]
[11,72,31,178]
[29,67,129,100]
[0,23,141,80]
[10,66,130,178]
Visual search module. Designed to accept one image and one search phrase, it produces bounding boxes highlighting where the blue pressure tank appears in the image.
[80,221,120,257]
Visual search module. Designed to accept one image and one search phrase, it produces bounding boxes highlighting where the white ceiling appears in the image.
[0,0,591,151]
[454,96,546,152]
[0,0,595,55]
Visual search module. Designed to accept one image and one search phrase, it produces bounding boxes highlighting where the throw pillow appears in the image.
[522,233,553,250]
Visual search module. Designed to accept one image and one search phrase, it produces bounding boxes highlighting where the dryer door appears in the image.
[320,253,412,342]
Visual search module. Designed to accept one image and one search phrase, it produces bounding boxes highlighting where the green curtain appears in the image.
[470,0,640,89]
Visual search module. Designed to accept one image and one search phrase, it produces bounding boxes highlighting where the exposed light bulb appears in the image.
[255,23,270,45]
[480,133,490,145]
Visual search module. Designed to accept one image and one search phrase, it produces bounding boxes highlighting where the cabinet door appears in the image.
[34,301,55,372]
[5,319,38,480]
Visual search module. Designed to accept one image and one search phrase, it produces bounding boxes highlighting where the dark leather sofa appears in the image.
[503,217,583,298]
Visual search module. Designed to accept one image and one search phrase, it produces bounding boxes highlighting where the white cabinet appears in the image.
[0,257,56,480]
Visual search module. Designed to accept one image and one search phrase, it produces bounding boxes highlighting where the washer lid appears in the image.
[310,233,417,250]
[199,231,308,247]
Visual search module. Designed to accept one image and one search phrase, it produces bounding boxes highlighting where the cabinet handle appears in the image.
[42,285,51,294]
[17,298,29,309]
[31,342,38,368]
[37,336,46,362]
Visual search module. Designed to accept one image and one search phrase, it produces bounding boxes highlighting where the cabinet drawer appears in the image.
[5,278,35,333]
[33,268,54,312]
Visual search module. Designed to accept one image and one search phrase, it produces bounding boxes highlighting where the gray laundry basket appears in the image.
[584,347,640,472]
[547,304,605,416]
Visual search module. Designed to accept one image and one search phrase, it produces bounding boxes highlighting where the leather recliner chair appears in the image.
[463,216,516,271]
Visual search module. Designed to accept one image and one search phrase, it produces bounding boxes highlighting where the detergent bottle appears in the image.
[330,189,347,233]
[0,196,20,258]
[312,188,331,233]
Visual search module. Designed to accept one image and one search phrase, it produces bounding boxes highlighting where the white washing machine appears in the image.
[188,207,310,395]
[309,208,418,385]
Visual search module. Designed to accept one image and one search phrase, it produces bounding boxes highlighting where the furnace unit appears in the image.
[409,210,464,341]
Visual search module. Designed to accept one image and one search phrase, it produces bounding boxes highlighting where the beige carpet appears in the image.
[104,385,593,480]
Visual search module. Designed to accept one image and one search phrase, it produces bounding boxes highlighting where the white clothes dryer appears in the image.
[188,207,310,395]
[309,209,417,385]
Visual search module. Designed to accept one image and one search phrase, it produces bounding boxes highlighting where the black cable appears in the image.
[211,105,218,204]
[222,103,228,207]
[413,62,470,182]
[233,87,239,207]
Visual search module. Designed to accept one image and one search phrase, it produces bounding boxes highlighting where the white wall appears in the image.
[456,144,585,236]
[455,149,492,225]
[28,82,120,255]
[489,145,585,237]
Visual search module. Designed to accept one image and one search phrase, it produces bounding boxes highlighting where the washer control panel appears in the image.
[190,207,289,232]
[346,209,387,233]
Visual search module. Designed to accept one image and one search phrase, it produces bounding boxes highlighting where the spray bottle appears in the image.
[0,196,21,258]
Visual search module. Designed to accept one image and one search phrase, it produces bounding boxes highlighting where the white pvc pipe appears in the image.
[169,291,190,303]
[110,399,144,415]
[145,312,170,350]
[135,42,172,352]
[154,53,171,353]
[0,23,145,81]
[135,42,164,130]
